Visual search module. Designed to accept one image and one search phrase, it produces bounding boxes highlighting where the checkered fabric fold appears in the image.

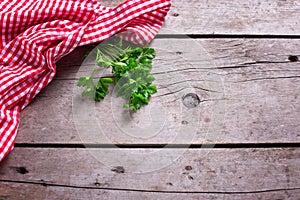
[0,0,171,162]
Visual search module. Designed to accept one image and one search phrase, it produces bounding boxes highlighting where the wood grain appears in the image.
[2,1,300,199]
[17,39,300,144]
[0,148,299,198]
[99,0,300,35]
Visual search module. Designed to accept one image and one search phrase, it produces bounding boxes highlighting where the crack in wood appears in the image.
[236,76,300,83]
[161,79,218,88]
[155,86,220,98]
[224,69,300,76]
[242,61,290,65]
[217,61,290,69]
[152,67,212,75]
[1,179,299,194]
[154,88,186,98]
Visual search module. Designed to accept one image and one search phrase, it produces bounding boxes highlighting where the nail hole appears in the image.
[16,167,28,174]
[182,93,201,108]
[181,120,188,125]
[185,166,193,171]
[288,55,298,62]
[111,166,125,173]
[172,13,179,17]
[176,51,183,55]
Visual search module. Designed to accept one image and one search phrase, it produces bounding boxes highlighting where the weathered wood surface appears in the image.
[99,0,300,35]
[17,39,300,144]
[0,148,299,199]
[1,0,300,199]
[1,183,299,200]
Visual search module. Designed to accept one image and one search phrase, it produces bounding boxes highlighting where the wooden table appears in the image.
[1,0,300,199]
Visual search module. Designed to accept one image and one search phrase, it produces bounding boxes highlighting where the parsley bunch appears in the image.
[77,40,157,112]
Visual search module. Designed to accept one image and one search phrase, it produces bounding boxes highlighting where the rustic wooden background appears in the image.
[0,0,300,199]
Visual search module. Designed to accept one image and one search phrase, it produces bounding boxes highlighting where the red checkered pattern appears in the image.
[0,0,171,162]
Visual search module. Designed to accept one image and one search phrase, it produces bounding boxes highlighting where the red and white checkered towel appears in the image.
[0,0,171,162]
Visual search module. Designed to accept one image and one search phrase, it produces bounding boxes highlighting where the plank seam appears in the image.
[13,143,300,148]
[156,34,300,39]
[1,179,299,194]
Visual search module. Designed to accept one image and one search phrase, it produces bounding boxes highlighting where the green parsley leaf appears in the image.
[78,39,157,112]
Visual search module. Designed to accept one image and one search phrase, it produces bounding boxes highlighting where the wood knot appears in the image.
[16,167,29,174]
[185,165,193,171]
[182,93,200,108]
[288,55,298,62]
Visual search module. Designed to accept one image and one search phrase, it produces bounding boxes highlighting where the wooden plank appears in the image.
[0,148,299,196]
[99,0,300,35]
[17,39,300,144]
[1,182,299,200]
